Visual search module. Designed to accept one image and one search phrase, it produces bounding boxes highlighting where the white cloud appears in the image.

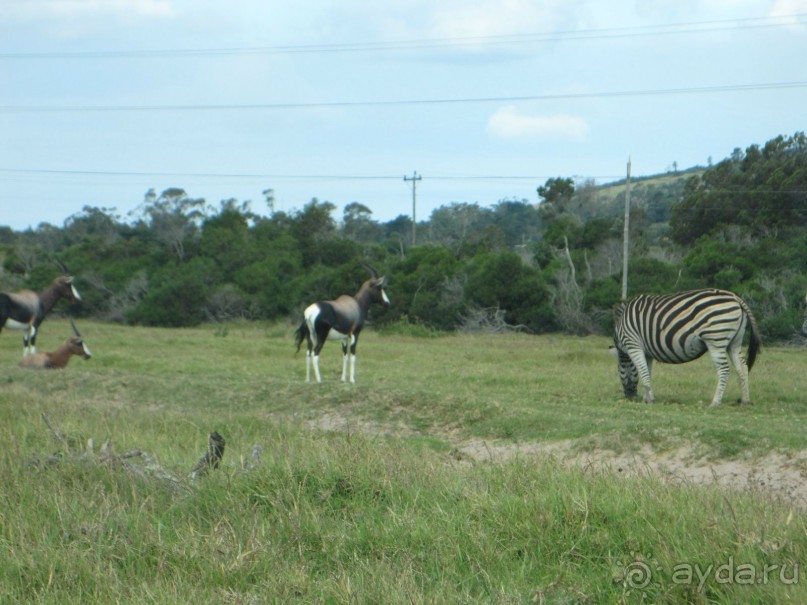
[487,106,589,141]
[1,0,175,29]
[20,0,173,18]
[426,0,576,39]
[770,0,807,28]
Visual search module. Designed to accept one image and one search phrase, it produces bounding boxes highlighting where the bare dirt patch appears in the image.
[299,408,807,508]
[455,439,807,508]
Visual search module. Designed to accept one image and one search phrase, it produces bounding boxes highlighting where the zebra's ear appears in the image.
[609,345,619,357]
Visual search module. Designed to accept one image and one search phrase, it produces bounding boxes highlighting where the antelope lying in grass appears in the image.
[0,262,82,357]
[294,264,390,383]
[19,321,92,370]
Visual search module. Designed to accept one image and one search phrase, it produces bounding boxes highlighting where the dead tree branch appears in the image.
[189,431,226,480]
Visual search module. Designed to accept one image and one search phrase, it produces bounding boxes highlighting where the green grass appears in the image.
[0,320,805,603]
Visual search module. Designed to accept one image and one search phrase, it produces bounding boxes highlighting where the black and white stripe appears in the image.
[613,289,762,407]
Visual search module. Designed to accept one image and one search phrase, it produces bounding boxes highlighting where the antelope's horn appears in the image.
[70,319,81,337]
[55,258,71,275]
[361,263,379,278]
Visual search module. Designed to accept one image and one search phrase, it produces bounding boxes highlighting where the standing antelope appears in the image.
[613,288,761,407]
[294,265,390,383]
[0,264,82,356]
[19,321,92,369]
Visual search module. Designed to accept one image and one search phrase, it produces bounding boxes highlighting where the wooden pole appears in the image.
[403,171,421,246]
[621,158,631,300]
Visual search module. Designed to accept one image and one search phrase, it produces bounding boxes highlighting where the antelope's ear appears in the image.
[377,276,387,287]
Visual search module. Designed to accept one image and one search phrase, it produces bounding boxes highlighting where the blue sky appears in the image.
[1,0,805,231]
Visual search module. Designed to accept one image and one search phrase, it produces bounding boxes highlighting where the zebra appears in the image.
[613,288,762,407]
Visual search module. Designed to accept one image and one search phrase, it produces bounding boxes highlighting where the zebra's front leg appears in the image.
[630,350,655,404]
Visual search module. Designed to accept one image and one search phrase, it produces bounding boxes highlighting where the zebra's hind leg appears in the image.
[706,345,732,408]
[728,343,751,405]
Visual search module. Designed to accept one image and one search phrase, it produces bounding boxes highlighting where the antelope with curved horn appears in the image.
[0,260,82,357]
[294,264,390,383]
[19,320,92,369]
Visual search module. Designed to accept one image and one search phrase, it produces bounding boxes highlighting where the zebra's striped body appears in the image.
[613,289,761,407]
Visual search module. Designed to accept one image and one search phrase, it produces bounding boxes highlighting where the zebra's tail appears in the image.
[294,320,309,355]
[741,298,762,371]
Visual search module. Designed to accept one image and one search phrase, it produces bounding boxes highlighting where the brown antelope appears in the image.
[294,264,390,383]
[19,321,92,370]
[0,261,82,357]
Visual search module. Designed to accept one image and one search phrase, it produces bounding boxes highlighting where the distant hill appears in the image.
[568,167,706,229]
[593,166,705,202]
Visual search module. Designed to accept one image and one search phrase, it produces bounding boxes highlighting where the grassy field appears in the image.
[0,319,805,604]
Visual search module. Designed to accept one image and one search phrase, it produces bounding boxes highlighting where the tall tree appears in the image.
[138,188,207,261]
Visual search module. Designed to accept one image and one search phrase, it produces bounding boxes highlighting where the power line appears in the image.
[2,80,805,113]
[0,13,804,60]
[0,167,620,181]
[1,168,805,199]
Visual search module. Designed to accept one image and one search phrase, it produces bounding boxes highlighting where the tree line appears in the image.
[1,132,806,341]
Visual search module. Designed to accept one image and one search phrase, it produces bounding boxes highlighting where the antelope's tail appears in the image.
[294,321,309,355]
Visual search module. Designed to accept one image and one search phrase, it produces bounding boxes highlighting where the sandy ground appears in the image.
[303,410,807,508]
[456,438,807,507]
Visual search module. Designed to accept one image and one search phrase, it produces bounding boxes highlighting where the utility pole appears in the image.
[403,171,421,246]
[621,158,632,300]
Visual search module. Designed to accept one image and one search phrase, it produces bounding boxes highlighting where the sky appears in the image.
[1,0,806,231]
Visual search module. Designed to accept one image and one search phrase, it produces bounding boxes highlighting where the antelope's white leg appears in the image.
[312,355,322,383]
[23,326,37,357]
[305,351,312,382]
[349,354,356,384]
[341,349,349,382]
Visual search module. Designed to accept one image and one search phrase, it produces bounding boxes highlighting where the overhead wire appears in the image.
[2,80,806,113]
[0,12,804,206]
[0,13,804,59]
